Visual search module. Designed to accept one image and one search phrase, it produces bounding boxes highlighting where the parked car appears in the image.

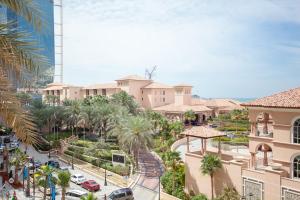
[59,166,70,172]
[66,190,88,199]
[71,174,86,185]
[45,160,60,168]
[108,188,134,200]
[81,180,100,192]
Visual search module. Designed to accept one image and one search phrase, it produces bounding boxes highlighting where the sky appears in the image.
[59,0,300,98]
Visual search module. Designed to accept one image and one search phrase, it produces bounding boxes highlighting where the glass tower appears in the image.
[0,0,55,87]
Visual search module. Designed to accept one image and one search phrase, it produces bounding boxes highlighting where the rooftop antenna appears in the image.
[145,65,157,80]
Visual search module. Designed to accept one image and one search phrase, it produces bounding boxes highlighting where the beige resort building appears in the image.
[183,87,300,200]
[42,75,240,123]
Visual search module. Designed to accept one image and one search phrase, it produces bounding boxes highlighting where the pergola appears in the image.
[181,126,226,155]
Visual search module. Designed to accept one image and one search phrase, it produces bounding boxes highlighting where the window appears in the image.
[163,90,165,95]
[163,98,165,102]
[142,90,143,94]
[93,89,97,95]
[294,155,300,179]
[102,89,106,96]
[86,90,89,96]
[293,119,300,143]
[142,98,143,101]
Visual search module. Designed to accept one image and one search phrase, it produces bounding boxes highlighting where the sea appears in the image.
[232,98,256,103]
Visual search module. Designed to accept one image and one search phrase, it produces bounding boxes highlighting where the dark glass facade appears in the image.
[0,0,55,87]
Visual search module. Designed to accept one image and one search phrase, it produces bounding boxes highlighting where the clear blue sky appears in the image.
[61,0,300,98]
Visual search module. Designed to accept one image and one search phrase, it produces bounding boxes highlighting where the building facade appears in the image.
[0,0,55,87]
[184,87,300,200]
[42,74,240,122]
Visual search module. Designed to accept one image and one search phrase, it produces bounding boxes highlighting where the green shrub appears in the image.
[191,194,208,200]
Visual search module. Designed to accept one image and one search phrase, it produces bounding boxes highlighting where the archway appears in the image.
[256,112,274,137]
[255,143,273,169]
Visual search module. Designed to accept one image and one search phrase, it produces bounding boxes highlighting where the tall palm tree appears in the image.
[57,171,71,200]
[35,165,56,200]
[184,110,196,127]
[200,154,222,200]
[0,0,47,144]
[114,116,153,168]
[10,148,27,184]
[162,151,181,191]
[80,193,97,200]
[65,100,81,135]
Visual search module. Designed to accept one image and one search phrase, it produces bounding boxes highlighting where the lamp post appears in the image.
[155,169,161,200]
[32,157,36,199]
[104,166,107,186]
[48,141,52,158]
[71,151,74,170]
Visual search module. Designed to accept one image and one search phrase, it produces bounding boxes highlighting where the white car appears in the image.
[66,190,88,199]
[70,174,86,185]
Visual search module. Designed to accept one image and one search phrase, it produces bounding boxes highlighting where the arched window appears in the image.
[293,155,300,178]
[293,119,300,143]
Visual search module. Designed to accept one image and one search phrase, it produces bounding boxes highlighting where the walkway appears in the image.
[132,151,164,200]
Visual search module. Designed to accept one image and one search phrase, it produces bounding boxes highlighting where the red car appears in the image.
[81,180,100,192]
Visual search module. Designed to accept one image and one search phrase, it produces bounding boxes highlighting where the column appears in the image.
[263,150,268,166]
[250,153,256,168]
[187,136,190,153]
[203,139,207,154]
[263,113,269,135]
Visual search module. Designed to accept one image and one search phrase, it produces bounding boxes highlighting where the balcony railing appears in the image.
[256,130,273,138]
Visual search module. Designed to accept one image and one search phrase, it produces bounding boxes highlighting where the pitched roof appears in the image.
[181,126,226,139]
[142,82,173,89]
[83,83,118,90]
[153,103,211,113]
[43,83,80,91]
[242,87,300,109]
[174,83,193,87]
[116,75,148,81]
[205,99,241,108]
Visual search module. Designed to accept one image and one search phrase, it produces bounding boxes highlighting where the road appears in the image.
[15,144,164,200]
[17,144,120,199]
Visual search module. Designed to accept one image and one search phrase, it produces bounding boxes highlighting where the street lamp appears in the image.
[104,165,107,186]
[48,141,53,158]
[71,151,74,170]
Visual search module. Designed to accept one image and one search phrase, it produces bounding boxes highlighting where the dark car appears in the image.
[108,188,134,200]
[45,160,60,168]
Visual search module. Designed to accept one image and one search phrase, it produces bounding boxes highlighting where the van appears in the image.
[108,188,134,200]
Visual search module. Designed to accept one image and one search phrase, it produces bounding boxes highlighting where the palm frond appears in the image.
[0,74,38,144]
[0,22,49,82]
[0,0,44,31]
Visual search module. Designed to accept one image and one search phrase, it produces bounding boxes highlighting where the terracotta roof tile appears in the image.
[153,103,211,113]
[242,87,300,109]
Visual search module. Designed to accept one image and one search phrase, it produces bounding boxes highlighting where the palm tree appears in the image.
[57,171,71,200]
[0,0,47,145]
[184,110,196,127]
[162,151,181,191]
[10,148,27,184]
[110,91,139,114]
[80,193,97,200]
[65,100,81,135]
[200,154,222,200]
[113,116,153,168]
[35,165,56,200]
